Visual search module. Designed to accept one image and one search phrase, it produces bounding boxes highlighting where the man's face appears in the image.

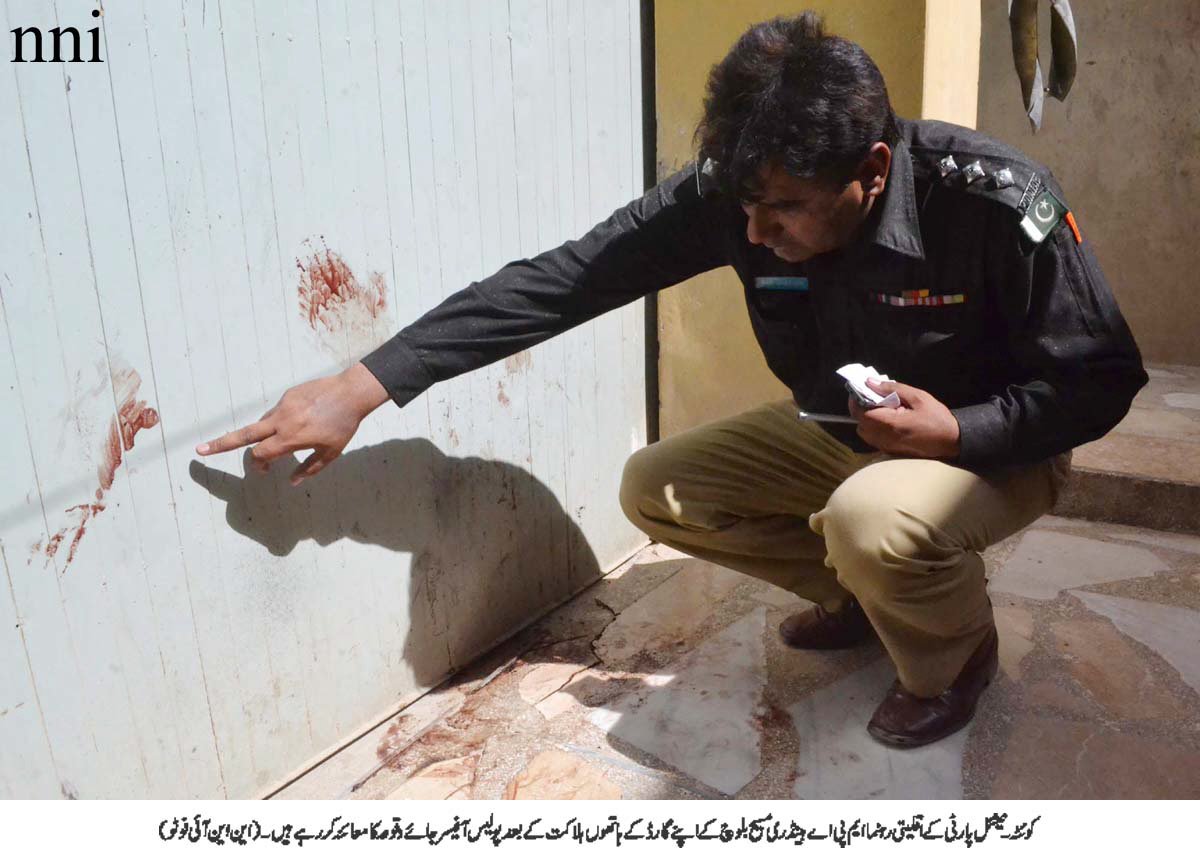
[739,158,883,263]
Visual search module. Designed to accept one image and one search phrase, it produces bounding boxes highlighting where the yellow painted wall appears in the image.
[655,1,977,437]
[922,0,981,126]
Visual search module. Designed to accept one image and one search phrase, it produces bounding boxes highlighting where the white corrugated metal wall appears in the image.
[0,0,647,798]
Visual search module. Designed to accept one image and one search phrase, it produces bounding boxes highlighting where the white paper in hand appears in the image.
[836,363,902,409]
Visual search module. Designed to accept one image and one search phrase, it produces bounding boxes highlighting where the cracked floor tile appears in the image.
[592,561,745,668]
[520,660,598,710]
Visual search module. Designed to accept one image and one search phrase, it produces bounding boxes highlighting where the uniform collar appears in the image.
[856,136,925,261]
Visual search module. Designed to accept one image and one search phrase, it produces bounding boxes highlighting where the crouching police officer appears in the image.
[198,13,1146,747]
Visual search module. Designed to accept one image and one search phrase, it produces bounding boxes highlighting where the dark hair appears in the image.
[696,13,899,200]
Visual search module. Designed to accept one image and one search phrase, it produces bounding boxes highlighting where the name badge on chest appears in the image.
[755,276,809,292]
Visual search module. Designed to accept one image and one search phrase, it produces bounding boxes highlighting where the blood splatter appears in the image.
[35,364,158,572]
[99,367,160,493]
[43,533,64,559]
[295,239,388,356]
[374,714,417,768]
[368,272,388,309]
[42,502,106,567]
[504,350,531,374]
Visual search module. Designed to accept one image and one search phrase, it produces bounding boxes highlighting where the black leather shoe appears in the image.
[866,625,999,748]
[778,598,874,650]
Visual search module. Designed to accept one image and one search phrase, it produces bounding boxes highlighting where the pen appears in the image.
[797,410,858,424]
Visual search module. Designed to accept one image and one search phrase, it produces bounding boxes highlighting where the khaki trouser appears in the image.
[619,399,1070,697]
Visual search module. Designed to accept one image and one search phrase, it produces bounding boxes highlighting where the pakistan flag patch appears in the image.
[1019,189,1067,243]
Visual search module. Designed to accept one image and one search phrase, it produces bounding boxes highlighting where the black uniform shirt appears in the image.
[362,117,1148,470]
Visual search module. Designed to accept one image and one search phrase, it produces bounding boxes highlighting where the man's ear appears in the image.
[858,142,892,198]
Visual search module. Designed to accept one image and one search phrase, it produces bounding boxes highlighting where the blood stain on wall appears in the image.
[296,238,389,357]
[45,503,106,566]
[99,367,161,493]
[504,351,531,374]
[35,364,159,571]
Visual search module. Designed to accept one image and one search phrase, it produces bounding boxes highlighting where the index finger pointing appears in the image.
[196,421,274,456]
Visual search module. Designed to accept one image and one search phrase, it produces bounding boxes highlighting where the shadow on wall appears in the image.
[188,438,601,689]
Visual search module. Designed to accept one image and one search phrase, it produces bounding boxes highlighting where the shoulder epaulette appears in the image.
[909,146,1068,245]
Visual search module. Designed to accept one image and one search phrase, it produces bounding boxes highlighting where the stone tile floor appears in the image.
[277,514,1200,801]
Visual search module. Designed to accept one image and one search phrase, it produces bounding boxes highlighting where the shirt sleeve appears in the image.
[360,164,732,409]
[951,212,1149,468]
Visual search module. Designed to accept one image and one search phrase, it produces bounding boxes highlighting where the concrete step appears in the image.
[1054,364,1200,534]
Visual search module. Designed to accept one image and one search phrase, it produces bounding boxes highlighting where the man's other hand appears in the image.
[848,378,961,459]
[195,362,390,485]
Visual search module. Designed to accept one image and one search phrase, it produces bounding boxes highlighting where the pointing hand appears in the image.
[196,362,389,485]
